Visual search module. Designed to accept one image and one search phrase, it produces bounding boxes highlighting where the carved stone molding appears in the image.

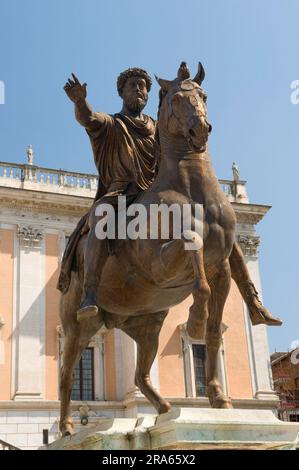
[0,196,89,217]
[17,225,43,248]
[237,234,260,257]
[179,321,228,338]
[56,324,107,356]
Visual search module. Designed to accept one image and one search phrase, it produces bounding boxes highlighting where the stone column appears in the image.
[90,332,105,401]
[12,225,45,400]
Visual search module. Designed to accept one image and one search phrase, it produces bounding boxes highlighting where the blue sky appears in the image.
[0,0,298,352]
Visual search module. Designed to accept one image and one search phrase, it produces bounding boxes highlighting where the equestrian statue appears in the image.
[58,63,282,436]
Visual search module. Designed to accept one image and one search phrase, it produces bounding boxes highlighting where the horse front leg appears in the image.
[206,259,232,409]
[185,242,211,340]
[121,312,171,414]
[152,234,210,340]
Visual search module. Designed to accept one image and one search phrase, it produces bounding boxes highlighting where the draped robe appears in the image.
[57,112,157,293]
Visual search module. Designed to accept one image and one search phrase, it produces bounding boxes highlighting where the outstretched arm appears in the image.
[64,73,106,131]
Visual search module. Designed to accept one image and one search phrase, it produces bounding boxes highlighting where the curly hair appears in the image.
[117,67,152,96]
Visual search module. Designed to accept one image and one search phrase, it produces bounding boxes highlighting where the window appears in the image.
[71,348,95,401]
[192,344,207,397]
[289,414,299,422]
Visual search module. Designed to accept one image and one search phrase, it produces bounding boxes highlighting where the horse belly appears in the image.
[98,255,192,315]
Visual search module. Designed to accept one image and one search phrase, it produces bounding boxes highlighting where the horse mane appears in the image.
[157,88,167,120]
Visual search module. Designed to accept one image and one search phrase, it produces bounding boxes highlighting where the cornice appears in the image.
[0,187,271,225]
[232,202,271,224]
[0,187,91,217]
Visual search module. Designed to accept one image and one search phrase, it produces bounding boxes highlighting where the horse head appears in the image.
[156,62,212,152]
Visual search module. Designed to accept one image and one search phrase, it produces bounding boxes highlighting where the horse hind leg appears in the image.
[206,259,232,409]
[59,320,104,435]
[59,332,89,436]
[121,311,171,414]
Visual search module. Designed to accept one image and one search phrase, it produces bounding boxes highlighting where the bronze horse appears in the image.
[59,63,258,435]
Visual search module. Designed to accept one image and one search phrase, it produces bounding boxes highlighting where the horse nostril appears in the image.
[189,129,195,137]
[204,119,212,133]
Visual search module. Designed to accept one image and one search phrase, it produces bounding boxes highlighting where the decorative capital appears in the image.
[89,327,107,347]
[17,225,43,248]
[238,234,260,257]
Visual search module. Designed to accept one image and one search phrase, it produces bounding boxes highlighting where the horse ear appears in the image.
[177,61,190,80]
[193,62,205,85]
[155,75,172,92]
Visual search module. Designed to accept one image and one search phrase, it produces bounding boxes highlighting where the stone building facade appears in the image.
[271,351,299,422]
[0,159,278,449]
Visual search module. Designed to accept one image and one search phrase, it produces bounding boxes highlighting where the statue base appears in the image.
[41,408,299,450]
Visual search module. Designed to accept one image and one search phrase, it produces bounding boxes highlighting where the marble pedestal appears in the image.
[42,408,299,451]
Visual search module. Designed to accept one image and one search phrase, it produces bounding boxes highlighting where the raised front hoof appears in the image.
[77,305,98,323]
[157,401,172,415]
[249,303,283,327]
[60,419,74,437]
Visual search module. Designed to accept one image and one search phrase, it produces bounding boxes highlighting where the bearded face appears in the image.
[121,76,148,114]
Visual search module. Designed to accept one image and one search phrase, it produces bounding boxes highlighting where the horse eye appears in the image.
[198,91,207,103]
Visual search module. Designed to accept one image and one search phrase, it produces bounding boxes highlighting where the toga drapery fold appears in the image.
[57,113,157,293]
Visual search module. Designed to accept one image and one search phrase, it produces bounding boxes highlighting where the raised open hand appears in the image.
[64,73,87,103]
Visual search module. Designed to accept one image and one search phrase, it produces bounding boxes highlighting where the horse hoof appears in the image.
[221,400,233,409]
[60,419,74,436]
[77,305,98,323]
[209,394,233,409]
[158,401,172,414]
[208,381,233,409]
[213,396,233,409]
